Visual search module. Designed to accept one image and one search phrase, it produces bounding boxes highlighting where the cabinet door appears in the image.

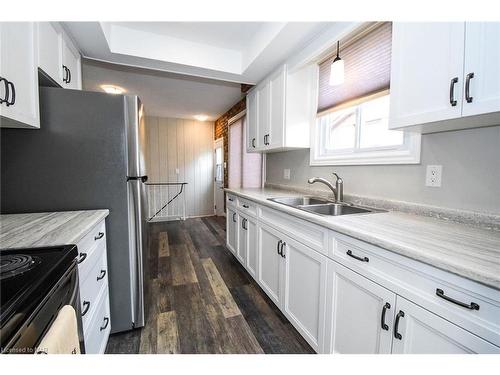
[0,22,40,128]
[37,22,64,86]
[246,89,258,152]
[245,216,258,279]
[257,223,283,306]
[257,82,270,150]
[462,22,500,117]
[389,22,465,129]
[62,39,81,90]
[267,66,285,149]
[226,207,237,255]
[392,296,500,354]
[236,215,247,265]
[282,238,327,352]
[328,261,396,354]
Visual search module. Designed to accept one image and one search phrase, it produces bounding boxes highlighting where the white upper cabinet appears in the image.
[62,37,82,90]
[38,22,64,86]
[462,22,500,117]
[390,22,500,133]
[246,63,317,152]
[0,22,40,129]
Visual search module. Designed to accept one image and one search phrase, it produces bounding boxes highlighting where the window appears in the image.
[312,22,421,165]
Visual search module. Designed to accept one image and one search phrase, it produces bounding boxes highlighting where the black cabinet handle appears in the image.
[252,138,256,148]
[346,250,369,262]
[394,310,405,340]
[77,252,87,264]
[232,212,236,222]
[100,317,110,331]
[228,197,234,202]
[436,288,479,310]
[81,301,90,316]
[280,242,286,258]
[67,67,71,84]
[62,65,68,83]
[465,72,474,103]
[242,204,249,208]
[381,302,391,331]
[6,81,15,106]
[0,77,8,105]
[97,269,107,281]
[449,77,458,106]
[241,218,248,230]
[277,240,283,255]
[94,232,104,240]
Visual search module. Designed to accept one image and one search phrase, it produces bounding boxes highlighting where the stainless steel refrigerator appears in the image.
[1,87,149,333]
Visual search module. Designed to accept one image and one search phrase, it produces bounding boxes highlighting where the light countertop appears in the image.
[226,187,500,290]
[0,210,109,249]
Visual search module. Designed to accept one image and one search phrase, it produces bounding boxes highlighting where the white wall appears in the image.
[145,116,214,219]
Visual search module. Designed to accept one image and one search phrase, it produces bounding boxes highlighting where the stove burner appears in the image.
[0,254,40,280]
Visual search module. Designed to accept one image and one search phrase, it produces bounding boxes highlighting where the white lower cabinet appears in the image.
[257,224,283,306]
[242,215,258,279]
[226,207,237,255]
[391,296,499,354]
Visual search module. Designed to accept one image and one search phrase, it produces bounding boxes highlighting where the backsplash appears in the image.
[266,125,500,216]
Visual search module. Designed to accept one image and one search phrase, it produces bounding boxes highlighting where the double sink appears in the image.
[267,196,384,216]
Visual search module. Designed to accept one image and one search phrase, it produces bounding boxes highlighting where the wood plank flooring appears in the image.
[105,216,314,354]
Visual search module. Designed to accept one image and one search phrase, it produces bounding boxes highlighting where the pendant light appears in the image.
[329,41,345,86]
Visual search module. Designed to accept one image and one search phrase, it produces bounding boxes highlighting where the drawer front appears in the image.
[237,197,258,217]
[226,193,237,207]
[259,206,328,256]
[76,220,106,277]
[79,243,108,329]
[331,232,500,347]
[84,288,111,354]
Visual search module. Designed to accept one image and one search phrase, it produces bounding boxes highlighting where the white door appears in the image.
[236,215,247,265]
[389,22,466,129]
[62,39,81,90]
[328,261,396,354]
[462,22,500,117]
[226,207,237,255]
[257,223,283,306]
[268,66,286,149]
[282,238,328,352]
[246,89,258,152]
[0,22,39,128]
[213,138,225,216]
[257,81,270,150]
[392,296,500,354]
[245,216,258,279]
[37,22,64,86]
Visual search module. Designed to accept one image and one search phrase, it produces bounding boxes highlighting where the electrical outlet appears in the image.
[283,169,291,180]
[425,165,442,187]
[175,168,180,175]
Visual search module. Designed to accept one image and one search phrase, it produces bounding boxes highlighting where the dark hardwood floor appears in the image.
[105,216,314,354]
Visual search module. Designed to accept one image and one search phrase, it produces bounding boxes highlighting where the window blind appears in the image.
[317,22,392,114]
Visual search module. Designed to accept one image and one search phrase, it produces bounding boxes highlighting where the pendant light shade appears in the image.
[329,41,345,86]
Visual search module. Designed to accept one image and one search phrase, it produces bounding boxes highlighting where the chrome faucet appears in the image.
[307,173,344,202]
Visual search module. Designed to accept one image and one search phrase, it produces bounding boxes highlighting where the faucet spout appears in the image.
[307,173,344,203]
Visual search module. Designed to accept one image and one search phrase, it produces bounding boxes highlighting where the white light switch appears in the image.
[425,165,442,187]
[283,169,291,180]
[175,168,180,175]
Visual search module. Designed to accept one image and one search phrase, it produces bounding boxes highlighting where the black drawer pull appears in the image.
[77,252,87,264]
[346,250,369,262]
[100,317,109,331]
[81,301,90,316]
[232,212,236,222]
[252,138,256,148]
[436,288,479,310]
[449,77,458,106]
[465,72,474,103]
[277,240,283,255]
[242,204,249,208]
[94,232,104,240]
[394,310,404,340]
[381,302,391,331]
[97,269,107,281]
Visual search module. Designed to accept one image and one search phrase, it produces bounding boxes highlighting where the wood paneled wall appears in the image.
[145,116,214,219]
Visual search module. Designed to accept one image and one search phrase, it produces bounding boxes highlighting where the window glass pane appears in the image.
[325,108,356,151]
[359,95,403,149]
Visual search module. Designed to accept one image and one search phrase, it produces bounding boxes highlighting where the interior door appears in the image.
[213,138,225,216]
[462,22,500,117]
[328,261,396,354]
[257,223,283,306]
[391,296,500,354]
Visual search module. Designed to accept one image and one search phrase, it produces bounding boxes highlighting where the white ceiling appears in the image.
[63,22,333,84]
[82,60,242,121]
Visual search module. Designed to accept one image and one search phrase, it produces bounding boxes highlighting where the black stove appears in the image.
[0,245,78,352]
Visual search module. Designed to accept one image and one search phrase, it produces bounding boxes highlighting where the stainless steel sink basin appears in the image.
[299,203,374,216]
[267,196,332,207]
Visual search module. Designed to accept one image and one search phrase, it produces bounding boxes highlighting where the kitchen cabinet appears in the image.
[226,207,238,255]
[240,214,258,278]
[327,261,395,354]
[391,296,499,354]
[257,223,283,306]
[37,22,64,86]
[62,37,82,90]
[390,22,500,133]
[246,63,317,152]
[0,22,40,129]
[236,214,247,265]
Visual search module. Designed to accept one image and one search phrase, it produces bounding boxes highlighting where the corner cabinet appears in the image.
[246,64,317,153]
[389,22,500,133]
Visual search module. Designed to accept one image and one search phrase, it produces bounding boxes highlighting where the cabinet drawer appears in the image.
[79,243,108,329]
[331,233,500,347]
[76,220,106,276]
[237,198,257,217]
[84,288,111,354]
[226,193,237,207]
[259,206,328,256]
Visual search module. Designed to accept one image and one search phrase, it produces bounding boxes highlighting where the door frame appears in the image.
[213,137,225,216]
